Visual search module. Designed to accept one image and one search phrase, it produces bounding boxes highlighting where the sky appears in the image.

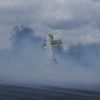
[1,0,100,89]
[0,0,100,48]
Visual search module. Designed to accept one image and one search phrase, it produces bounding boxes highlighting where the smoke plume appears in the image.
[0,25,100,90]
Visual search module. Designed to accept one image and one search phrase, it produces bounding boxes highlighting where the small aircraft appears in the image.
[41,34,63,63]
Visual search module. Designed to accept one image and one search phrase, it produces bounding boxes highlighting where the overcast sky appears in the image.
[0,0,100,48]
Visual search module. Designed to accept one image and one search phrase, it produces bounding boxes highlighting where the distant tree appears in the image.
[11,26,34,49]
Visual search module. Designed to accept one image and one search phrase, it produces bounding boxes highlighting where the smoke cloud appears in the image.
[0,25,100,90]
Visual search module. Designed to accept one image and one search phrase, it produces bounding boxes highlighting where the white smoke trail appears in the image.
[0,26,100,90]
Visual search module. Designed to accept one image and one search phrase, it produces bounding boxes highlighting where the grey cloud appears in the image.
[46,17,100,30]
[0,0,100,30]
[46,19,91,30]
[91,0,100,2]
[43,0,100,30]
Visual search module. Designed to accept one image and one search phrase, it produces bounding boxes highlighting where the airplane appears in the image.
[41,34,63,63]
